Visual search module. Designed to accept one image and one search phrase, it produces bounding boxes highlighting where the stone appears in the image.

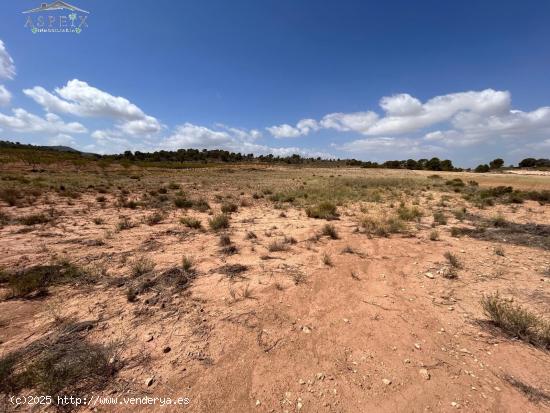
[302,326,311,334]
[163,346,171,353]
[145,377,154,387]
[419,368,430,380]
[382,378,392,385]
[424,272,435,279]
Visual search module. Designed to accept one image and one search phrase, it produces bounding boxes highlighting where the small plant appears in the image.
[306,202,338,220]
[221,202,238,214]
[116,216,134,231]
[429,230,439,241]
[182,256,194,273]
[450,227,461,237]
[341,245,355,254]
[145,212,164,226]
[96,195,107,203]
[268,239,290,252]
[433,211,447,226]
[126,287,138,302]
[209,214,229,231]
[397,205,422,221]
[322,253,333,266]
[481,293,550,348]
[180,216,202,229]
[219,233,232,246]
[131,257,155,277]
[193,198,210,212]
[245,231,257,240]
[0,188,21,206]
[19,213,51,226]
[321,224,339,239]
[93,217,105,225]
[361,215,404,237]
[168,182,180,190]
[495,246,505,256]
[444,251,462,268]
[490,213,507,227]
[452,207,466,221]
[174,197,193,209]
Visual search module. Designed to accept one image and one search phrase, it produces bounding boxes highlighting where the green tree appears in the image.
[489,158,504,169]
[426,157,441,171]
[474,164,490,173]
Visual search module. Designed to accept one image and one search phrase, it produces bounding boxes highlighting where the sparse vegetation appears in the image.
[306,201,338,220]
[429,230,439,241]
[481,293,550,348]
[321,223,339,239]
[131,257,155,277]
[180,216,202,229]
[444,251,462,268]
[209,214,230,231]
[322,253,333,266]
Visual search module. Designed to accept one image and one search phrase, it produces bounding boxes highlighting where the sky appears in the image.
[0,0,549,167]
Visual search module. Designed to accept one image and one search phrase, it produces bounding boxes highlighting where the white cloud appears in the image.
[0,108,87,134]
[0,40,15,80]
[48,134,76,146]
[267,118,318,138]
[24,79,162,136]
[0,85,11,106]
[320,111,379,132]
[336,137,443,158]
[160,122,331,158]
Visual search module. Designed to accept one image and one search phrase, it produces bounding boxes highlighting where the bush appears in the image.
[208,214,229,231]
[444,251,461,268]
[481,293,550,348]
[19,213,50,226]
[193,198,210,212]
[180,216,202,229]
[397,205,422,221]
[7,262,88,298]
[321,224,339,239]
[433,211,447,226]
[429,230,439,241]
[145,212,164,226]
[131,257,155,277]
[221,202,238,214]
[0,188,22,206]
[361,215,404,237]
[306,202,338,220]
[174,197,193,209]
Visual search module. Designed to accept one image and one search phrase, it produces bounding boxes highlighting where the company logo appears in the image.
[23,1,89,34]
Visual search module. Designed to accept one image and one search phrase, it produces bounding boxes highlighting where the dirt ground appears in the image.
[0,165,549,412]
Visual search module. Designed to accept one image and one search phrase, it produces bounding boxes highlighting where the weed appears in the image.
[306,201,338,220]
[145,212,164,226]
[93,217,105,225]
[174,197,193,209]
[397,205,422,221]
[209,214,229,231]
[322,253,333,266]
[219,233,232,246]
[245,231,257,240]
[495,245,505,256]
[361,215,404,237]
[429,230,439,241]
[481,293,550,348]
[180,216,202,229]
[193,198,210,212]
[116,216,134,231]
[19,213,51,226]
[221,202,238,214]
[444,251,462,268]
[182,256,194,273]
[321,223,339,239]
[433,211,447,226]
[131,257,155,277]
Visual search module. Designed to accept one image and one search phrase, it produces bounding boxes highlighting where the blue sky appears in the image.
[0,0,549,166]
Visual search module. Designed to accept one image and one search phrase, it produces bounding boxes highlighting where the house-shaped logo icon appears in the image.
[23,1,89,14]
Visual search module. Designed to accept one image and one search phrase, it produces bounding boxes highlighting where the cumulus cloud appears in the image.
[270,89,512,138]
[0,85,11,106]
[0,40,15,80]
[335,137,443,158]
[0,108,87,134]
[267,118,318,138]
[48,134,76,146]
[24,79,162,136]
[160,122,331,158]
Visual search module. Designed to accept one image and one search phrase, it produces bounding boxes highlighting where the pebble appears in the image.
[255,400,261,406]
[414,343,421,350]
[316,372,325,381]
[419,368,430,380]
[163,346,171,353]
[451,401,460,408]
[302,326,311,334]
[145,377,154,387]
[382,378,392,385]
[424,272,435,279]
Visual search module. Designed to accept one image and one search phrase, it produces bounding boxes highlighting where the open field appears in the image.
[0,163,549,412]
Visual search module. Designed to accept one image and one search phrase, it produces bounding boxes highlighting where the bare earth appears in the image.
[0,165,549,412]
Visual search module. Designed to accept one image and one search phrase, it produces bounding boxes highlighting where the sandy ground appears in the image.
[0,166,549,412]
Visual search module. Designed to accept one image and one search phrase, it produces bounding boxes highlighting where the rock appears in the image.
[316,372,325,381]
[451,401,460,408]
[414,343,421,350]
[382,378,392,385]
[302,326,311,334]
[145,377,154,387]
[145,334,154,342]
[424,272,435,279]
[343,318,350,323]
[299,379,305,385]
[255,400,261,406]
[163,346,171,353]
[404,359,411,364]
[419,368,430,380]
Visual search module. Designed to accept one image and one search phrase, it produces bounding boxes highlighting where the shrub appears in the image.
[130,257,155,277]
[452,207,467,221]
[208,214,229,231]
[433,211,447,226]
[245,231,257,239]
[116,216,134,231]
[306,202,338,220]
[444,251,462,268]
[481,293,550,348]
[361,215,404,237]
[180,216,202,229]
[321,224,339,239]
[221,202,238,214]
[490,213,507,227]
[182,256,194,273]
[0,188,21,206]
[19,213,50,226]
[96,195,107,203]
[322,253,333,266]
[397,205,422,221]
[429,230,439,241]
[7,262,88,298]
[193,198,210,212]
[145,212,164,226]
[219,234,232,246]
[174,197,193,209]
